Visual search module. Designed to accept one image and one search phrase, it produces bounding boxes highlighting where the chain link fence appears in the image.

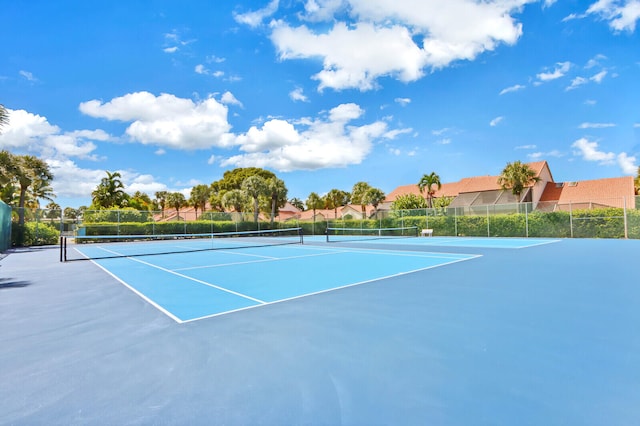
[8,195,640,246]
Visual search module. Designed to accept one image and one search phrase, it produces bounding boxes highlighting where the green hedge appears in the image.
[72,208,640,241]
[12,222,60,246]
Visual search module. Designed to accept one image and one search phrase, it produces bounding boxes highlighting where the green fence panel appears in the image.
[0,201,11,251]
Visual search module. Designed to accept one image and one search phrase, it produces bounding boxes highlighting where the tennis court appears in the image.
[71,233,480,322]
[2,233,640,425]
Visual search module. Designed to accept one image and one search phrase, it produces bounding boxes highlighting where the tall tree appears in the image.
[189,184,211,219]
[165,192,186,218]
[289,197,304,211]
[128,191,152,211]
[306,192,323,216]
[418,172,442,209]
[212,167,276,191]
[324,189,350,219]
[392,194,427,210]
[92,171,128,209]
[13,155,55,226]
[351,182,372,216]
[497,161,540,203]
[241,175,268,223]
[363,187,386,216]
[221,189,248,213]
[155,191,168,217]
[267,177,288,225]
[635,166,640,195]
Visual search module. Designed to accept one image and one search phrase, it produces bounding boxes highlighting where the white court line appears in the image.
[181,253,481,323]
[174,251,343,271]
[88,246,267,306]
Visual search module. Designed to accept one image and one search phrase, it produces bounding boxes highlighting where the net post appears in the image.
[60,236,63,262]
[298,227,304,244]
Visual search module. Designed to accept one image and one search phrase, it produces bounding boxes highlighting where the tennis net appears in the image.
[326,226,418,242]
[60,227,303,262]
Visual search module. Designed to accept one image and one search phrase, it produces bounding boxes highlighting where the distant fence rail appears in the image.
[9,196,640,246]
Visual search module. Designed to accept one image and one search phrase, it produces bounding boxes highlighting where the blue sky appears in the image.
[1,0,639,209]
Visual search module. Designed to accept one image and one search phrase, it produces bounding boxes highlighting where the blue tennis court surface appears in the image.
[314,234,561,249]
[4,237,640,425]
[90,244,480,322]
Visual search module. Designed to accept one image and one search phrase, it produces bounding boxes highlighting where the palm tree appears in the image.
[241,175,268,223]
[165,192,186,219]
[14,155,55,226]
[0,104,9,133]
[306,192,323,216]
[418,172,441,209]
[351,182,372,217]
[634,166,640,195]
[324,189,350,219]
[189,184,211,219]
[497,161,540,203]
[364,187,386,216]
[92,171,128,208]
[155,191,168,217]
[221,189,248,214]
[267,177,288,225]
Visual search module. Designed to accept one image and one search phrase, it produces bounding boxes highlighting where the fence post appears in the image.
[569,201,574,238]
[623,196,628,239]
[525,203,529,238]
[486,205,490,237]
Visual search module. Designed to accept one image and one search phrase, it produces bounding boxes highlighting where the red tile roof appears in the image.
[539,177,635,206]
[385,161,549,202]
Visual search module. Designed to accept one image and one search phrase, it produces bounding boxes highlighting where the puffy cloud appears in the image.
[262,0,530,91]
[234,0,280,27]
[221,103,398,171]
[570,137,637,176]
[617,152,638,174]
[289,87,309,102]
[587,0,640,32]
[571,137,615,163]
[0,109,103,160]
[79,91,235,150]
[536,61,572,82]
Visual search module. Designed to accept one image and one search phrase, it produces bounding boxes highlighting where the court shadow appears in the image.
[0,278,32,289]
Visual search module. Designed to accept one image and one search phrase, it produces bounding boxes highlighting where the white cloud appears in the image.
[45,159,108,198]
[195,64,207,74]
[221,103,399,171]
[579,122,616,129]
[587,0,640,32]
[394,97,411,106]
[536,61,571,82]
[571,137,615,163]
[79,91,235,150]
[617,152,638,174]
[220,91,243,107]
[490,116,504,127]
[0,109,103,160]
[566,69,608,90]
[527,150,563,160]
[500,84,526,95]
[516,144,537,150]
[19,70,38,82]
[266,0,529,91]
[234,0,280,27]
[289,87,309,102]
[163,47,178,54]
[566,76,588,91]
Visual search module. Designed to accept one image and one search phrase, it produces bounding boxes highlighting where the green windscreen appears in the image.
[0,201,11,252]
